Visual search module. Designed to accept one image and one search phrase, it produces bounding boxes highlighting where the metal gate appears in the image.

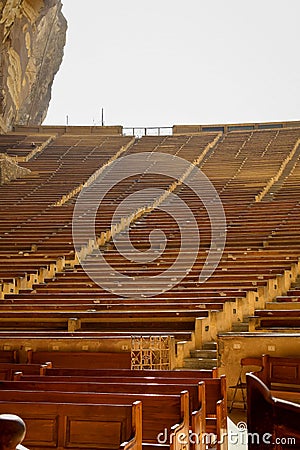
[131,335,174,370]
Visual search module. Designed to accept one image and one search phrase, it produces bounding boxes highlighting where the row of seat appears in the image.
[0,362,225,450]
[1,128,300,360]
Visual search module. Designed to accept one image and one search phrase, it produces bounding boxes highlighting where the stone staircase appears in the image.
[184,277,300,370]
[230,317,249,332]
[289,275,300,290]
[183,341,218,369]
[182,319,250,369]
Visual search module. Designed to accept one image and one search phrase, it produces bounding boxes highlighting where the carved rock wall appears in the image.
[0,153,31,183]
[0,0,67,132]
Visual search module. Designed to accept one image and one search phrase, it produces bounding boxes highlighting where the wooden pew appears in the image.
[0,400,142,450]
[0,309,210,333]
[249,309,300,330]
[0,362,51,380]
[253,354,300,402]
[1,379,206,450]
[0,413,29,450]
[26,349,131,369]
[0,330,194,344]
[247,373,300,450]
[0,389,189,450]
[15,372,226,449]
[37,366,217,378]
[0,349,18,363]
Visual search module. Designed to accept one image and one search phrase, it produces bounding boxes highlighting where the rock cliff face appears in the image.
[0,0,67,132]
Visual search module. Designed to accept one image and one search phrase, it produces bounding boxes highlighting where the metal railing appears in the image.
[123,127,173,137]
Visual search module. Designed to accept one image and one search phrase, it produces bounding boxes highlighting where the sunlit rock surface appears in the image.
[0,0,67,131]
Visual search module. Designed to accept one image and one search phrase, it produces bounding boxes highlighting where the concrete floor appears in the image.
[228,408,248,450]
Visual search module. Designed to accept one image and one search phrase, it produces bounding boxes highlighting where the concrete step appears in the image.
[231,322,249,332]
[290,278,300,288]
[190,349,217,359]
[202,341,217,350]
[183,357,218,370]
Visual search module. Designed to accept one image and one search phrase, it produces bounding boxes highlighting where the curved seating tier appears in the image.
[0,126,300,363]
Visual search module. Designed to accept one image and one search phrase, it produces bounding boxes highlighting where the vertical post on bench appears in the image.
[27,349,33,364]
[130,401,142,450]
[169,336,176,370]
[195,318,204,349]
[13,372,22,381]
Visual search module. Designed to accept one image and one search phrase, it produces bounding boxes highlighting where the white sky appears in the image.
[44,0,300,128]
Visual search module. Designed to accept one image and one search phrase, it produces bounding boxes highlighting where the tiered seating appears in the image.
[1,127,300,356]
[1,133,232,345]
[0,133,133,294]
[1,124,300,436]
[245,130,300,333]
[0,365,226,450]
[0,133,51,160]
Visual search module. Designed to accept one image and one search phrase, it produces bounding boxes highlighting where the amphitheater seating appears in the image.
[0,127,300,352]
[1,124,300,448]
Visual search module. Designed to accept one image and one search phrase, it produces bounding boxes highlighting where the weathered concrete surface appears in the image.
[0,0,67,132]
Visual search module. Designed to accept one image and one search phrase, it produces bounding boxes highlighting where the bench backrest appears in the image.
[0,362,48,380]
[0,350,18,363]
[27,350,131,369]
[0,400,141,450]
[247,373,300,450]
[0,388,188,445]
[2,379,202,414]
[15,373,225,415]
[254,354,300,388]
[40,367,217,378]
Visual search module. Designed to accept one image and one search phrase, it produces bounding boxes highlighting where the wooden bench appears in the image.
[0,362,51,380]
[0,399,142,450]
[253,354,300,403]
[0,310,211,333]
[0,349,18,363]
[37,367,217,378]
[247,373,300,450]
[0,330,194,345]
[0,388,189,450]
[15,371,226,449]
[249,309,300,330]
[1,379,206,450]
[26,349,131,369]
